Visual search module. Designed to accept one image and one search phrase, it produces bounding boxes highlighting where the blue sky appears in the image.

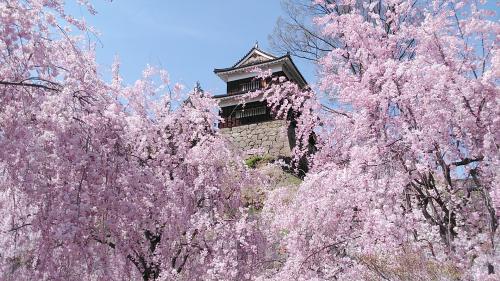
[67,1,317,95]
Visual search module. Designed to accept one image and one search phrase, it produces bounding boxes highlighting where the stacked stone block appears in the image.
[220,120,291,158]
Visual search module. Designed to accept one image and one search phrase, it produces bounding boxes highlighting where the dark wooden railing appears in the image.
[228,80,262,95]
[219,105,272,129]
[234,106,266,119]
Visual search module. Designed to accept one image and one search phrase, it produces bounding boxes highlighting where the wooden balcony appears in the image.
[228,80,262,95]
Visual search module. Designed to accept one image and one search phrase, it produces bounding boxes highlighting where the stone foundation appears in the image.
[220,120,292,158]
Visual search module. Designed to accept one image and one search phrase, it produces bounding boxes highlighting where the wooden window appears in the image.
[234,106,266,119]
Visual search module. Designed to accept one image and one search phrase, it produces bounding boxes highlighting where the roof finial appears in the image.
[254,40,259,49]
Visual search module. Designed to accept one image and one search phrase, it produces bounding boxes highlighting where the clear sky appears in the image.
[67,0,317,95]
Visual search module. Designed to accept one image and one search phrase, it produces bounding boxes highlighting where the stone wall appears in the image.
[220,120,292,158]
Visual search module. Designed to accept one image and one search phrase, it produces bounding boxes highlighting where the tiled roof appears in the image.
[230,46,277,68]
[214,55,288,74]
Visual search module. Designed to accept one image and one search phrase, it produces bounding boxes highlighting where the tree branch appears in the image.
[0,80,60,92]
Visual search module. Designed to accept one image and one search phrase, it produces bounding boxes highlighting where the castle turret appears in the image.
[213,44,307,158]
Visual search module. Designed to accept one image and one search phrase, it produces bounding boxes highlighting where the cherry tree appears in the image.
[260,0,499,280]
[0,1,263,280]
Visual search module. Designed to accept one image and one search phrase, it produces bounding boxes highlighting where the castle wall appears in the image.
[220,120,292,158]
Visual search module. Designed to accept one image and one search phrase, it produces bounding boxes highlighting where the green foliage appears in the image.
[245,155,274,168]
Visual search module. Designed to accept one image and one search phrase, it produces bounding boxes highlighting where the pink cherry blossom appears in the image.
[260,0,499,280]
[0,1,264,280]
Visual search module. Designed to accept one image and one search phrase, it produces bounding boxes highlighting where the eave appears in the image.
[214,55,307,87]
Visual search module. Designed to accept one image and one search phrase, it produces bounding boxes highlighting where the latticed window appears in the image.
[240,80,261,92]
[234,106,266,119]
